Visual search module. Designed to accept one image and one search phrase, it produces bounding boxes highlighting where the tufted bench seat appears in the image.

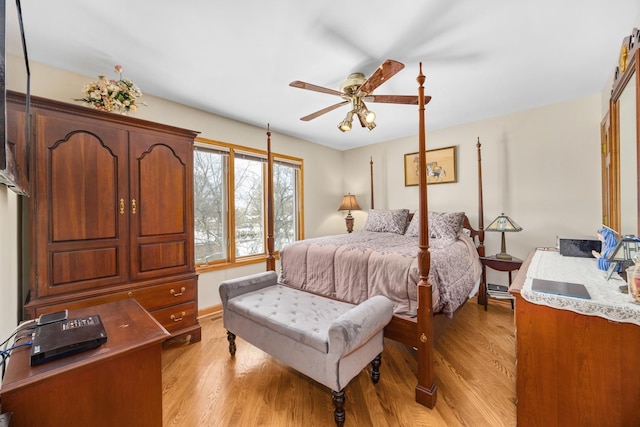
[219,271,394,426]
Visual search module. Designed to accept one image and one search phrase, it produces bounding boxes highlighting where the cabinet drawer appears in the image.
[127,279,196,311]
[28,279,196,319]
[31,293,126,318]
[150,302,197,333]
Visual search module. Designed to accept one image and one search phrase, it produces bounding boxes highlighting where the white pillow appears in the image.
[363,209,410,235]
[405,211,465,243]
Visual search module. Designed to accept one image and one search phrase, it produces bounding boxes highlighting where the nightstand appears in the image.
[479,255,523,311]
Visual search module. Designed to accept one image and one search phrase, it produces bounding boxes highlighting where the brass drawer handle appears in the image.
[170,287,186,297]
[119,198,125,215]
[170,312,186,322]
[131,199,137,214]
[128,291,133,297]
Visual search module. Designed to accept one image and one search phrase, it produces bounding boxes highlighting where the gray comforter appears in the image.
[279,231,482,317]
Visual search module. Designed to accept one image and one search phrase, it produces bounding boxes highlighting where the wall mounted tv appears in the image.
[1,0,30,196]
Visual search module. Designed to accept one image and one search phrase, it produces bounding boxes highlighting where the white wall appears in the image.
[344,93,603,286]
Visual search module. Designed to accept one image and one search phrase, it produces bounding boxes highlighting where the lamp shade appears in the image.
[338,193,361,212]
[485,213,522,260]
[486,213,522,232]
[606,236,640,263]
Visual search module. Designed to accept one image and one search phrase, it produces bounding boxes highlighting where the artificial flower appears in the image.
[75,65,146,114]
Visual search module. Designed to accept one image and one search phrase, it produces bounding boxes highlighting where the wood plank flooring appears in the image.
[161,299,516,427]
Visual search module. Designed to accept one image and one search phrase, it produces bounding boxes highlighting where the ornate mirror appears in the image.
[606,29,640,236]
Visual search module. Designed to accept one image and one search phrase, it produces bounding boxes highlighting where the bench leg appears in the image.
[226,331,236,356]
[370,353,382,384]
[332,390,345,427]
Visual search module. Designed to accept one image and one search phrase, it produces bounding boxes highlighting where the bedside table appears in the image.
[479,255,523,310]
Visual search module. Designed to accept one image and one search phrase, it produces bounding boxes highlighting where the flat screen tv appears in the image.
[0,0,30,196]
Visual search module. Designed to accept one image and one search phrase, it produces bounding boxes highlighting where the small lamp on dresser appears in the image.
[486,213,522,259]
[606,235,640,282]
[338,193,361,233]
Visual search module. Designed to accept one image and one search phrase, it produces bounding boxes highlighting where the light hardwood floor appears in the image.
[162,298,516,427]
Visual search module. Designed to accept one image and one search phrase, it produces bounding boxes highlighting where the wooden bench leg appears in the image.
[370,353,382,384]
[332,390,345,427]
[226,331,236,356]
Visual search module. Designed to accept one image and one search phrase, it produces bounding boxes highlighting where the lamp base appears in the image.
[495,252,513,260]
[345,214,354,234]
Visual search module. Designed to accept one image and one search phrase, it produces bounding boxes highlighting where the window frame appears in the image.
[194,137,303,272]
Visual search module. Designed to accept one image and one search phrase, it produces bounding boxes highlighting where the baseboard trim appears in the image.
[198,304,222,319]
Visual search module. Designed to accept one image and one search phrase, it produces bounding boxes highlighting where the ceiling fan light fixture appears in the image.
[359,107,376,124]
[338,110,354,132]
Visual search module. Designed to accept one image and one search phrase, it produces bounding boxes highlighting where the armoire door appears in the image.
[128,130,194,281]
[33,112,130,297]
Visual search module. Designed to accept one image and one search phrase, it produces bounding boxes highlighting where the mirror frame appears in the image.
[606,30,640,236]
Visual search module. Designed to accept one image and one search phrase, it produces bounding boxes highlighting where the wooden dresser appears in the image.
[8,91,201,343]
[0,299,170,427]
[510,249,640,426]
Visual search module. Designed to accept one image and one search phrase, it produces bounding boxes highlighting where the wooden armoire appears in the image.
[9,91,201,343]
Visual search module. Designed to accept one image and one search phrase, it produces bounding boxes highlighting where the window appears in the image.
[193,147,228,264]
[194,139,302,269]
[273,160,299,251]
[234,153,264,257]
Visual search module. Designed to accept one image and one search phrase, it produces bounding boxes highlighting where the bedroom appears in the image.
[1,1,639,426]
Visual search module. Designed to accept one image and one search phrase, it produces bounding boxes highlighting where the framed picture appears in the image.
[404,146,457,186]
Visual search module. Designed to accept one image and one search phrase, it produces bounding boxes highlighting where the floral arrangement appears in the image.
[75,65,145,114]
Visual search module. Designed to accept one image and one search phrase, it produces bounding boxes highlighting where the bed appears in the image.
[265,64,487,408]
[279,213,482,318]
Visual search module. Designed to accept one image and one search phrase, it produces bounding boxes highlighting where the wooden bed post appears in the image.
[266,124,276,271]
[415,63,437,408]
[475,137,487,306]
[476,137,485,258]
[370,157,374,209]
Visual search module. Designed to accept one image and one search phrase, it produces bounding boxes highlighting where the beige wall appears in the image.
[344,93,603,286]
[0,187,20,342]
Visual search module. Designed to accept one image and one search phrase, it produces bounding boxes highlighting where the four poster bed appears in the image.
[265,64,487,408]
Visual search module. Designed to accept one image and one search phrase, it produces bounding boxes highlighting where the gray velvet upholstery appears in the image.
[219,271,394,392]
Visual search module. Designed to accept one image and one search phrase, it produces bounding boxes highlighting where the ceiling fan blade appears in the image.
[369,95,419,105]
[289,81,344,97]
[357,59,405,95]
[370,95,432,105]
[300,101,349,121]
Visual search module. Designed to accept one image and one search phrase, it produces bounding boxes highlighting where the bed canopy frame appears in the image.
[265,64,486,408]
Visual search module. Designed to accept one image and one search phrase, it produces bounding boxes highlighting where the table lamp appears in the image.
[606,235,640,281]
[338,193,361,233]
[486,213,522,260]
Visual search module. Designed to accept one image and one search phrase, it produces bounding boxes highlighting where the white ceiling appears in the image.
[5,0,640,150]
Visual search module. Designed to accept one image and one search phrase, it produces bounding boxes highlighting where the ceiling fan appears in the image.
[289,59,428,132]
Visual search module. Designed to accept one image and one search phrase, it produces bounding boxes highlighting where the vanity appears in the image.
[510,248,640,426]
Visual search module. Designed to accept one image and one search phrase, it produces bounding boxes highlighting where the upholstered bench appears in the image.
[219,271,394,426]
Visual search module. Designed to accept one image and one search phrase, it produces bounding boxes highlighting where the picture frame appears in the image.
[404,145,457,186]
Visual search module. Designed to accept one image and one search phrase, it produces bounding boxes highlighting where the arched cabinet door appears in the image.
[34,112,130,297]
[128,130,195,281]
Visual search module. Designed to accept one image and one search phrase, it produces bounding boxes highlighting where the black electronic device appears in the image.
[37,309,68,325]
[30,315,107,366]
[557,236,602,258]
[1,0,31,196]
